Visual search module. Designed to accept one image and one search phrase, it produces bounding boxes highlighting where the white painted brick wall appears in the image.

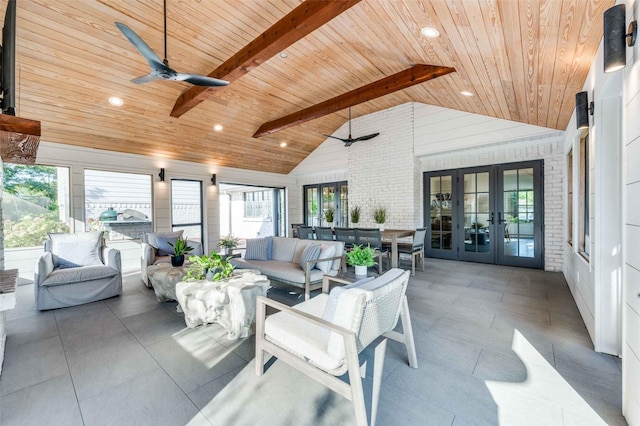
[348,103,416,229]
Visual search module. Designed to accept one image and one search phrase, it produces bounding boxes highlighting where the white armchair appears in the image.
[255,269,417,426]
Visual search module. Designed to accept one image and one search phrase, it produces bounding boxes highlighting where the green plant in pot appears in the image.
[168,237,193,267]
[324,207,335,226]
[217,235,239,255]
[346,244,377,276]
[186,251,236,281]
[373,207,387,230]
[350,206,361,225]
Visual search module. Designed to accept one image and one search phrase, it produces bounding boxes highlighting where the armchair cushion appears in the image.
[48,232,104,268]
[146,231,183,249]
[41,265,118,286]
[155,236,179,256]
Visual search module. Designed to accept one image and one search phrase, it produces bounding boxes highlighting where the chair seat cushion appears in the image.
[42,265,118,286]
[265,294,346,371]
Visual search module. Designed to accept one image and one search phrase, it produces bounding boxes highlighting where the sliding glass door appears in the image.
[303,181,348,227]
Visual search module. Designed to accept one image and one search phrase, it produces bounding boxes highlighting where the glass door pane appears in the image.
[339,184,348,226]
[429,175,453,251]
[500,167,537,260]
[462,171,491,255]
[320,184,336,226]
[305,186,319,226]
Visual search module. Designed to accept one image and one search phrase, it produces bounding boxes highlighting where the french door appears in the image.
[303,181,348,227]
[424,161,543,269]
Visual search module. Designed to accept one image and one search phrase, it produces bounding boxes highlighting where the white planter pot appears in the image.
[355,265,367,276]
[376,223,385,231]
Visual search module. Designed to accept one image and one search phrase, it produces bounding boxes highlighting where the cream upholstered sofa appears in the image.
[230,236,344,300]
[140,231,203,287]
[34,232,122,310]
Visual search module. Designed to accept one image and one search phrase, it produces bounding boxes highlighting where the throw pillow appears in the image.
[48,232,104,269]
[315,244,336,273]
[155,236,179,257]
[245,238,270,261]
[146,231,183,248]
[299,243,321,270]
[322,277,375,323]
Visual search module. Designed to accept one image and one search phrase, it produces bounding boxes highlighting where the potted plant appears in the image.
[168,237,193,267]
[350,206,361,225]
[346,244,377,276]
[186,251,236,281]
[217,235,239,255]
[324,207,335,226]
[373,207,387,231]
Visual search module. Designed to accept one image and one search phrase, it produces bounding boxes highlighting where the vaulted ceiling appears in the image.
[5,0,612,173]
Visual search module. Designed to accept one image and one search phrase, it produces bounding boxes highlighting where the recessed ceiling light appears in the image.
[280,142,287,148]
[280,52,288,58]
[460,91,474,97]
[420,27,440,38]
[213,124,223,132]
[108,96,123,106]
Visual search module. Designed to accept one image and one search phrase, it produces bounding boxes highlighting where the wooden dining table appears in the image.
[381,229,415,268]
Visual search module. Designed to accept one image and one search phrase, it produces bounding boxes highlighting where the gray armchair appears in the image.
[34,232,122,311]
[140,231,203,287]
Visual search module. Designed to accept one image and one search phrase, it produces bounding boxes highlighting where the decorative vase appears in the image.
[377,223,385,231]
[171,255,185,267]
[206,269,215,281]
[224,247,233,256]
[355,265,367,276]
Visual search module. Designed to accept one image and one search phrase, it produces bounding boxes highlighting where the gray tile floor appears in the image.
[0,259,626,425]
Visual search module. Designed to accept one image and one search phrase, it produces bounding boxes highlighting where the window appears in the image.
[567,149,573,245]
[2,164,71,248]
[243,190,272,218]
[84,169,152,241]
[578,135,590,257]
[171,179,203,242]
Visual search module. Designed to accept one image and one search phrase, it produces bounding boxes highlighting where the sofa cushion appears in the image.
[299,243,321,270]
[147,231,183,248]
[245,238,270,261]
[271,237,298,262]
[42,265,118,286]
[48,232,104,268]
[155,236,179,256]
[315,244,336,273]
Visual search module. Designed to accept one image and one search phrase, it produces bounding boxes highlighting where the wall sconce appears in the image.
[575,91,594,130]
[159,168,165,182]
[211,174,216,185]
[604,4,637,73]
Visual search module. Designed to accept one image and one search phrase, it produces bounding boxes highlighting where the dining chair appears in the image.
[355,228,388,274]
[334,227,357,272]
[397,227,427,276]
[290,223,304,238]
[255,269,417,426]
[315,226,335,241]
[297,225,315,240]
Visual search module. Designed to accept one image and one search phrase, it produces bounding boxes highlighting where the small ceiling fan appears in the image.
[115,0,228,87]
[323,107,379,147]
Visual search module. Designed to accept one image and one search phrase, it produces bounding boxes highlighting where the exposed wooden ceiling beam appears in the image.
[0,115,41,165]
[170,0,362,118]
[253,64,455,138]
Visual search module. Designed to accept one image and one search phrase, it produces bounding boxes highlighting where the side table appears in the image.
[0,269,18,377]
[147,263,189,302]
[175,270,270,339]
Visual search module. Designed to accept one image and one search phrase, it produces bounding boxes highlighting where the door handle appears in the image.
[498,212,507,224]
[488,212,495,225]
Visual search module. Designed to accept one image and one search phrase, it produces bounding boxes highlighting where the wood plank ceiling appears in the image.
[4,0,612,174]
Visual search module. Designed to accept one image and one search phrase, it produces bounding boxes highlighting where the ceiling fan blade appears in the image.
[176,73,229,87]
[115,22,165,69]
[130,73,161,84]
[352,133,380,142]
[322,133,349,143]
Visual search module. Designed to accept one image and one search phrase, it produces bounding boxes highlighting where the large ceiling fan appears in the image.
[115,0,228,87]
[323,107,379,147]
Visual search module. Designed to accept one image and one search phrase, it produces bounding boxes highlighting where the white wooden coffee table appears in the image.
[175,270,270,340]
